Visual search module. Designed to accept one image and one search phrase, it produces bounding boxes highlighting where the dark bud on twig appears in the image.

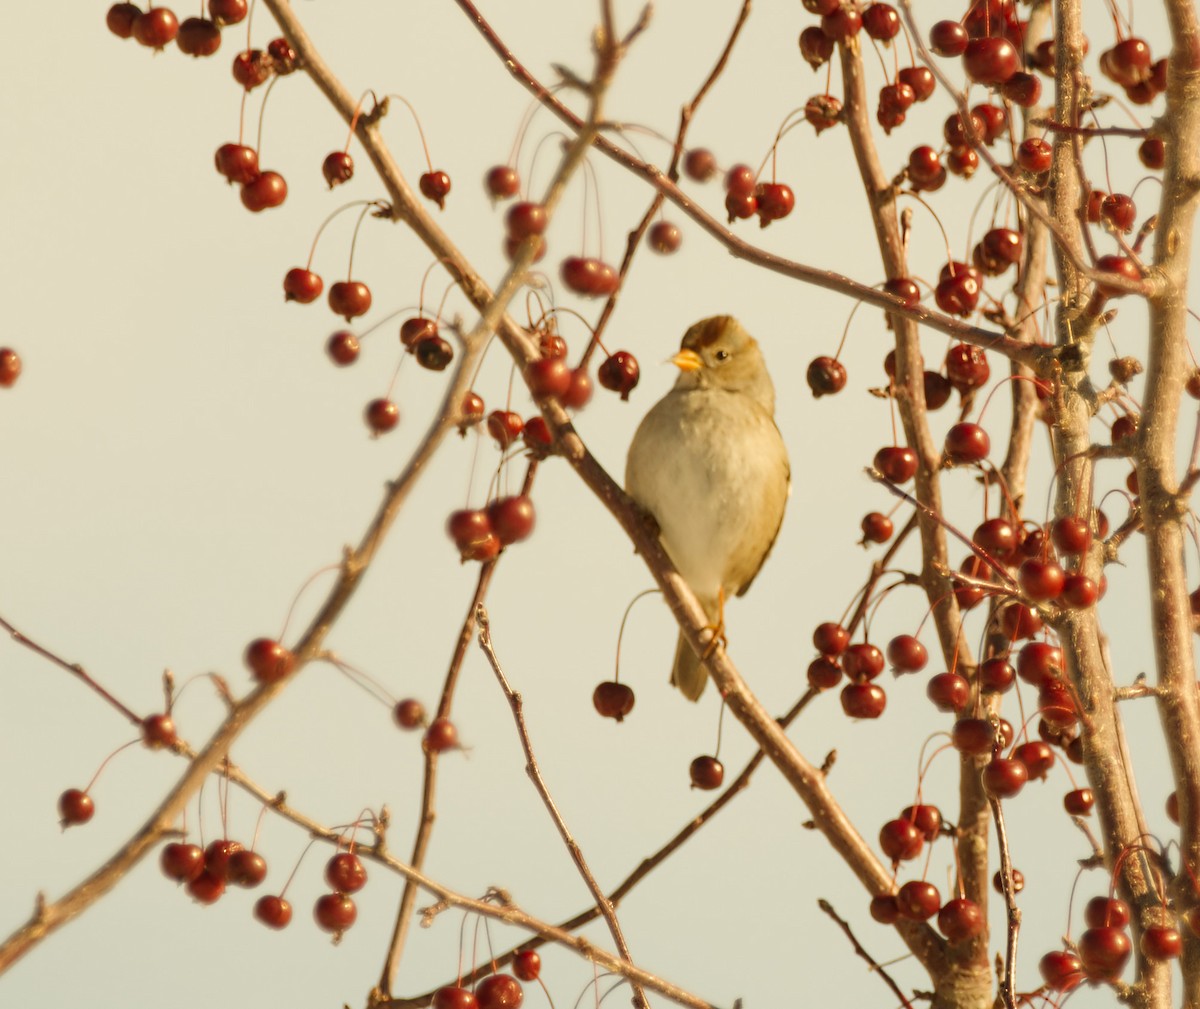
[1108,356,1143,383]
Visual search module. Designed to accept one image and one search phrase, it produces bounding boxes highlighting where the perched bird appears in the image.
[625,316,790,700]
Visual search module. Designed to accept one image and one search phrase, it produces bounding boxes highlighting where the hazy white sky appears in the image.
[0,3,1184,1008]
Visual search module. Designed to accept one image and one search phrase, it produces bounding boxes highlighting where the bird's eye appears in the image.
[715,349,730,362]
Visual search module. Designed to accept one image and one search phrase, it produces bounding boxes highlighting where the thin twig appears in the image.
[376,559,500,997]
[0,615,142,728]
[477,605,647,1009]
[988,796,1020,1009]
[818,899,916,1009]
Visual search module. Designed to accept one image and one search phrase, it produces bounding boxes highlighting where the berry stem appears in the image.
[613,588,660,682]
[83,738,140,794]
[277,564,340,640]
[383,94,435,173]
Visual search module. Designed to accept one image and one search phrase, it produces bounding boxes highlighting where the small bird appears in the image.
[625,316,790,700]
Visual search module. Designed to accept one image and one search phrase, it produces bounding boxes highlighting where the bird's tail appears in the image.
[670,632,708,700]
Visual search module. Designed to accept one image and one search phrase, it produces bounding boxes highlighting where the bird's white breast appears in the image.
[626,387,789,608]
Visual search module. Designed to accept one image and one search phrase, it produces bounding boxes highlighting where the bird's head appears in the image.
[670,315,775,413]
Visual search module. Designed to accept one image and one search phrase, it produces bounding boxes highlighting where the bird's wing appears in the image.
[736,443,791,598]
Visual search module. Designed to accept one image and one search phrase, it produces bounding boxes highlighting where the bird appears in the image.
[625,315,790,700]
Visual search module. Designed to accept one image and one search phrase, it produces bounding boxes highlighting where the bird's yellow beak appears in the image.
[670,349,704,372]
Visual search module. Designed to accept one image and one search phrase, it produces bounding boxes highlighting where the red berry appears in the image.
[186,869,225,904]
[423,717,458,753]
[982,757,1028,798]
[214,143,259,185]
[843,642,885,681]
[806,356,847,397]
[840,682,886,718]
[598,351,640,400]
[862,3,900,41]
[505,202,547,241]
[861,512,894,544]
[1018,558,1065,601]
[807,656,842,689]
[0,347,21,387]
[141,713,176,749]
[322,151,354,188]
[896,880,941,921]
[176,17,221,56]
[393,698,426,729]
[689,755,724,790]
[487,410,524,448]
[901,804,942,841]
[886,634,926,672]
[415,336,455,372]
[1085,896,1131,929]
[419,171,452,209]
[813,622,850,655]
[325,851,367,893]
[755,183,795,225]
[161,842,205,883]
[1101,193,1137,233]
[313,892,357,936]
[1039,950,1084,992]
[979,657,1015,692]
[266,37,296,72]
[821,6,862,41]
[107,3,142,38]
[869,894,900,924]
[951,718,996,755]
[944,422,990,464]
[475,975,523,1009]
[1013,740,1055,780]
[208,0,247,26]
[1139,138,1166,170]
[232,49,272,90]
[648,221,682,253]
[283,268,323,304]
[328,281,372,321]
[683,148,718,182]
[1095,255,1142,298]
[487,495,536,545]
[562,368,593,410]
[1001,71,1041,106]
[945,343,989,390]
[227,849,267,888]
[485,166,520,200]
[204,838,244,881]
[593,681,635,721]
[133,7,179,48]
[326,330,360,366]
[513,950,540,981]
[1064,787,1094,815]
[240,171,288,212]
[244,638,296,683]
[254,894,293,929]
[1141,926,1182,960]
[433,988,479,1009]
[1079,926,1132,980]
[879,818,924,861]
[874,445,918,483]
[898,66,935,101]
[938,897,985,942]
[1016,138,1052,174]
[926,672,969,712]
[365,398,400,435]
[963,37,1019,85]
[929,20,968,57]
[800,26,835,69]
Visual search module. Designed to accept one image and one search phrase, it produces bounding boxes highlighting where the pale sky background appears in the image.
[0,3,1186,1008]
